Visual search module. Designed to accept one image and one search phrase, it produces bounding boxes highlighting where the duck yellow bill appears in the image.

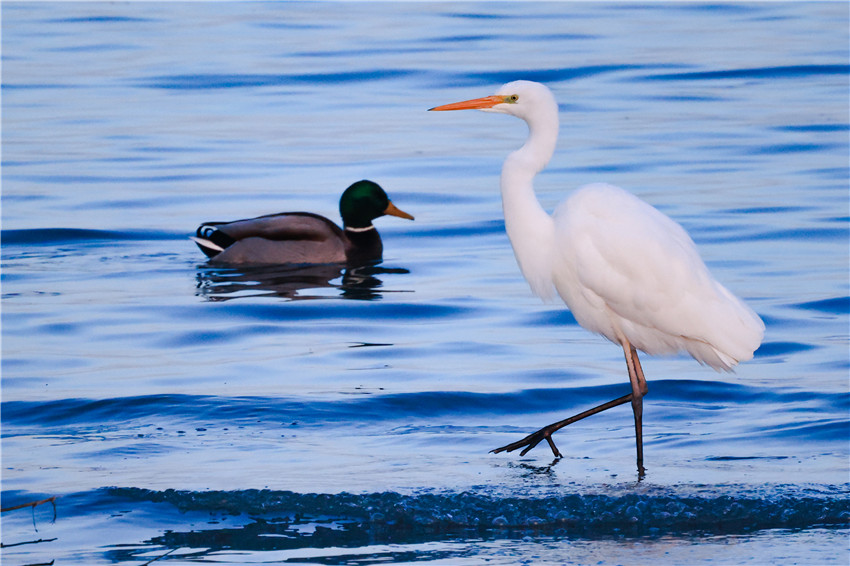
[384,201,414,220]
[428,94,505,112]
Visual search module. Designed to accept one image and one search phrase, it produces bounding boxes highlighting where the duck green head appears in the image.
[339,180,414,229]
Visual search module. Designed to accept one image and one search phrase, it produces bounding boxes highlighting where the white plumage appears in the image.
[431,80,764,474]
[552,182,763,371]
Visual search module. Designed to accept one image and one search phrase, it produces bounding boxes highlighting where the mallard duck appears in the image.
[192,180,413,265]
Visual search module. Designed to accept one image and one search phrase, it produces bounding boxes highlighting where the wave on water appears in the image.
[2,486,846,566]
[4,380,847,443]
[4,485,846,564]
[87,485,850,539]
[3,381,846,423]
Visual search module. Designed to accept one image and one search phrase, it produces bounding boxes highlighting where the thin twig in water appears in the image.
[1,496,57,514]
[0,537,58,548]
[1,496,58,532]
[141,548,177,565]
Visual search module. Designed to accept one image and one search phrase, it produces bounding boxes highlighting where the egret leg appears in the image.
[491,338,650,471]
[490,392,634,457]
[623,341,649,476]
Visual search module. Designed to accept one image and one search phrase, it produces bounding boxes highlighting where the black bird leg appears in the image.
[491,339,649,475]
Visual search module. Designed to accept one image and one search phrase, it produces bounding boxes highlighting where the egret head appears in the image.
[429,80,558,123]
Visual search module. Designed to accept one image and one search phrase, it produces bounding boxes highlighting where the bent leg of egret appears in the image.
[491,339,649,476]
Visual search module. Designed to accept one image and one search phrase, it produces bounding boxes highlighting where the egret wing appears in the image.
[553,184,763,370]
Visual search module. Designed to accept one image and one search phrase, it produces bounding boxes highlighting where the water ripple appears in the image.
[647,64,850,81]
[4,381,846,431]
[1,228,183,245]
[456,65,652,86]
[140,70,416,90]
[796,297,850,315]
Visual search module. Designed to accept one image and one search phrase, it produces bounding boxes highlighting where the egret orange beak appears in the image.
[429,94,506,112]
[384,201,414,220]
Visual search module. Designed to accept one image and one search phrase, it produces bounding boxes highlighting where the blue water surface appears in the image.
[2,2,849,565]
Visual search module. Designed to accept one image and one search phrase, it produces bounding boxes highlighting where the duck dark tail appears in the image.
[192,224,236,258]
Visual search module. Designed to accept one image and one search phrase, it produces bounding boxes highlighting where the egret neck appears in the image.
[499,99,559,302]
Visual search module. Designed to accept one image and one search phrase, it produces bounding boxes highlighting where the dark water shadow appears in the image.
[194,263,411,302]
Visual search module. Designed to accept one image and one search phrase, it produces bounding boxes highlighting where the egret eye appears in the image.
[507,94,519,103]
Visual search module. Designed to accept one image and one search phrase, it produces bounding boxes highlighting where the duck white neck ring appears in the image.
[345,225,375,233]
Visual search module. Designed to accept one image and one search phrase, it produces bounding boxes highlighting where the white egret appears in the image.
[430,81,764,474]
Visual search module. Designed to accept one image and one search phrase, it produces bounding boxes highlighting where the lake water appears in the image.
[2,2,848,565]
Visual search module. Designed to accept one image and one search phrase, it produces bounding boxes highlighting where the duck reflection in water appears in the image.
[195,263,410,301]
[191,179,413,300]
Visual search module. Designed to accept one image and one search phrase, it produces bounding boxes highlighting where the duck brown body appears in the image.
[196,212,384,265]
